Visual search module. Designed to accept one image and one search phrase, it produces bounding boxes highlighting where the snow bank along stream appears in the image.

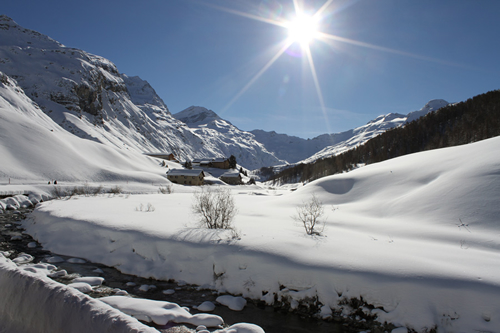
[0,200,270,333]
[0,203,349,333]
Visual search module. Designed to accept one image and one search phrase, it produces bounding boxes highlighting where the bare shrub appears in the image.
[136,203,155,212]
[109,185,122,194]
[49,186,66,199]
[293,194,325,235]
[50,184,105,199]
[158,184,173,194]
[192,187,237,229]
[146,203,155,212]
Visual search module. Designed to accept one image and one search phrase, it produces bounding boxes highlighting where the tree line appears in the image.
[267,89,500,184]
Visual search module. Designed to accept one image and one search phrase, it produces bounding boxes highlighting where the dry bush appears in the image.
[158,184,173,194]
[293,194,325,235]
[192,187,237,230]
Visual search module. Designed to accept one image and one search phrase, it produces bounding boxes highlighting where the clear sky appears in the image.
[3,0,500,138]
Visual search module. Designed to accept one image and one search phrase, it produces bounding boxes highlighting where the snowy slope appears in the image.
[0,15,281,170]
[0,71,168,183]
[174,106,285,170]
[24,136,500,332]
[251,99,450,165]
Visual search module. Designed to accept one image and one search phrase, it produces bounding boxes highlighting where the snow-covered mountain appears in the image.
[0,70,167,183]
[0,15,450,176]
[251,99,450,165]
[173,106,285,170]
[0,15,281,171]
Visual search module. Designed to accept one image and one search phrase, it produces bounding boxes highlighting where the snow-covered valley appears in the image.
[2,135,500,332]
[1,13,500,333]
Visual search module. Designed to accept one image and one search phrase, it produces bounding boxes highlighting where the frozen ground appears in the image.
[4,136,497,332]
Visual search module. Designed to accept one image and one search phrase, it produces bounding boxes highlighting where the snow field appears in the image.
[21,136,500,332]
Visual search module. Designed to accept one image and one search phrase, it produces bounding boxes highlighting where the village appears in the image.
[144,153,253,186]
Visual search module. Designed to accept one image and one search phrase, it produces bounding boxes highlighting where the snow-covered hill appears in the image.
[0,15,282,171]
[251,99,450,165]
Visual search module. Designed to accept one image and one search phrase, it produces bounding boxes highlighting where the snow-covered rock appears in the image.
[218,323,265,333]
[196,301,216,312]
[68,282,93,293]
[0,254,158,333]
[215,295,247,311]
[100,296,224,327]
[73,276,105,286]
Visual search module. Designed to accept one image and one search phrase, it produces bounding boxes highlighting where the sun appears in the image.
[286,14,319,47]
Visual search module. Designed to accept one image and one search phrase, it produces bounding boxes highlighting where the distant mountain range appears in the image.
[250,99,449,165]
[172,98,449,168]
[0,15,450,177]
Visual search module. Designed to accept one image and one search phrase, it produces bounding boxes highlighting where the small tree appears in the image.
[293,194,325,235]
[192,187,237,229]
[228,155,237,169]
[184,161,193,169]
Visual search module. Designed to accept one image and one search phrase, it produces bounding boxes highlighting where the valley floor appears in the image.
[2,136,500,332]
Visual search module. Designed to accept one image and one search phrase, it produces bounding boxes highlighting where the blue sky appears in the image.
[3,0,500,138]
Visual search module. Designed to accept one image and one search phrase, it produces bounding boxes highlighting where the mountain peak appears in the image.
[0,15,14,22]
[0,15,64,49]
[173,106,223,126]
[406,99,449,123]
[121,74,170,115]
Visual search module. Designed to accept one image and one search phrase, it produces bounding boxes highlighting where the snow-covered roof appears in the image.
[167,169,204,177]
[192,158,210,164]
[220,170,240,178]
[144,152,175,158]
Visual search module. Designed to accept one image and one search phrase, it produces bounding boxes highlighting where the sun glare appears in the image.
[287,14,319,46]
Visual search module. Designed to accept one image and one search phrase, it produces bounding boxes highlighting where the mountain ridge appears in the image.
[0,15,283,170]
[250,98,449,165]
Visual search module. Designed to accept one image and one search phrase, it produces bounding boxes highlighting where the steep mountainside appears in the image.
[0,70,167,182]
[0,15,281,170]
